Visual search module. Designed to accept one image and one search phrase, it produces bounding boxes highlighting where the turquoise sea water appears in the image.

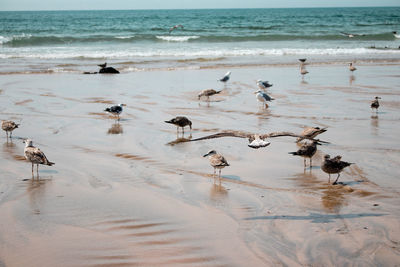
[0,7,400,73]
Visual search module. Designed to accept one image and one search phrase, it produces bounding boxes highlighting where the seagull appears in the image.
[104,104,126,120]
[188,130,325,149]
[321,154,353,185]
[218,71,231,83]
[296,126,327,143]
[169,24,184,33]
[392,31,400,38]
[300,67,309,76]
[165,116,192,135]
[256,80,273,90]
[98,62,107,68]
[198,89,222,101]
[23,139,54,177]
[349,62,357,72]
[1,120,19,138]
[289,140,321,168]
[254,89,274,108]
[371,96,381,112]
[203,150,229,181]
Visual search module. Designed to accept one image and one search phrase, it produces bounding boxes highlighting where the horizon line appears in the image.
[1,6,399,12]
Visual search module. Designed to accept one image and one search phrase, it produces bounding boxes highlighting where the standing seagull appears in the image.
[254,89,274,108]
[289,140,320,168]
[165,116,192,135]
[371,96,381,112]
[349,62,357,72]
[321,154,353,185]
[392,31,400,38]
[256,80,273,90]
[219,71,231,83]
[98,62,107,68]
[1,120,19,138]
[198,89,222,101]
[203,150,230,182]
[300,67,309,77]
[104,104,126,120]
[24,139,54,177]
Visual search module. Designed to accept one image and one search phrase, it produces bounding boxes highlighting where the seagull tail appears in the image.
[164,120,173,124]
[47,161,55,166]
[288,152,298,155]
[216,90,223,94]
[104,108,111,112]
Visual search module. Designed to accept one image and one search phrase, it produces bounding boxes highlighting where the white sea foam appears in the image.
[0,36,11,45]
[115,35,135,39]
[1,47,400,60]
[156,36,200,42]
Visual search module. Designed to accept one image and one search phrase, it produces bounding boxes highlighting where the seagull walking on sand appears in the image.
[98,62,107,69]
[349,62,357,72]
[203,150,229,182]
[321,154,353,185]
[24,139,54,177]
[257,80,273,90]
[289,140,321,168]
[371,96,381,112]
[254,89,274,108]
[198,89,222,101]
[165,116,192,135]
[1,120,19,138]
[300,67,309,77]
[219,71,231,83]
[104,104,126,120]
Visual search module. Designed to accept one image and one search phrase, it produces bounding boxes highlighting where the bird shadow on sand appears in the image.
[166,135,192,146]
[243,212,386,223]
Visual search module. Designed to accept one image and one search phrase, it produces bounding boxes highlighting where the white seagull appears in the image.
[218,71,231,83]
[254,89,274,108]
[256,80,273,90]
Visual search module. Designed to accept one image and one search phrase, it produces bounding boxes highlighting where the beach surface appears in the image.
[1,63,400,266]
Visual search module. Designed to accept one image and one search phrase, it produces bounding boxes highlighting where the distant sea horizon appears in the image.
[1,7,399,74]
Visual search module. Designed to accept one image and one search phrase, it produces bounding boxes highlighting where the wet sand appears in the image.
[1,63,400,266]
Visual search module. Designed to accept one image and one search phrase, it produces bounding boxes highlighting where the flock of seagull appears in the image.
[2,59,382,185]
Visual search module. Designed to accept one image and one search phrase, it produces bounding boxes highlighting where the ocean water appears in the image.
[0,7,400,73]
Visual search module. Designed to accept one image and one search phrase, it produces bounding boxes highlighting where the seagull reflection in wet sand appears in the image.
[203,150,229,184]
[321,154,354,185]
[186,130,327,149]
[107,123,123,135]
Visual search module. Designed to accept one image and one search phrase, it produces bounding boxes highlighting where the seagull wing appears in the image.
[189,131,252,142]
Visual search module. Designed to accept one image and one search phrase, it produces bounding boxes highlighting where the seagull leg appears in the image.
[31,163,34,177]
[310,157,312,167]
[333,174,341,185]
[37,164,39,179]
[328,174,331,183]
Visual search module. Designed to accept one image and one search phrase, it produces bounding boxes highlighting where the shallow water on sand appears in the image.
[0,63,400,266]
